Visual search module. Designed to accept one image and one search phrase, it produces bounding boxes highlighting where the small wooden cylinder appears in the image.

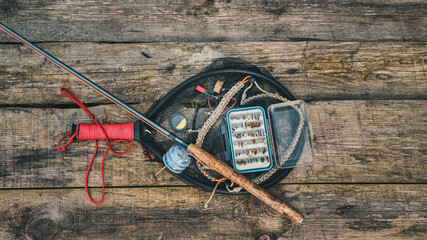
[187,144,304,223]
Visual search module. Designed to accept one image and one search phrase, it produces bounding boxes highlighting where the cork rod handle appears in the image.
[187,144,304,223]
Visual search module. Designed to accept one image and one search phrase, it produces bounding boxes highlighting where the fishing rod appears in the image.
[0,23,186,147]
[0,22,303,223]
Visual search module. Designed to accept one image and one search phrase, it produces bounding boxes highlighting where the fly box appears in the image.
[225,106,273,173]
[221,101,315,173]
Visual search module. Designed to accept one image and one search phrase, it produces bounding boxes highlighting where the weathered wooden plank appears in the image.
[0,184,425,239]
[0,100,425,188]
[0,42,425,105]
[0,103,185,188]
[0,0,425,42]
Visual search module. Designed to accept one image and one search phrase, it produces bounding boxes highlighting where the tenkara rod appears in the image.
[0,22,304,223]
[0,22,187,148]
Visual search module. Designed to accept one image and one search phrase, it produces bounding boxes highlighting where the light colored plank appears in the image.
[0,184,425,239]
[287,100,427,183]
[0,0,425,42]
[0,42,425,105]
[0,100,425,188]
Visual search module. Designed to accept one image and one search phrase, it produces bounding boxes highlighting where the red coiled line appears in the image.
[77,123,134,140]
[57,88,132,204]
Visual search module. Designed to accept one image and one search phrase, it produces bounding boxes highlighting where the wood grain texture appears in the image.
[0,184,425,239]
[0,100,425,188]
[0,1,426,238]
[0,42,426,105]
[0,0,425,42]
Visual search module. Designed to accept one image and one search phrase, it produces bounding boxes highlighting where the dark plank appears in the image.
[0,42,425,105]
[0,0,425,42]
[0,184,425,239]
[0,100,425,188]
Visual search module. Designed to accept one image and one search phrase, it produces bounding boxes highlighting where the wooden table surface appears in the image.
[0,0,426,239]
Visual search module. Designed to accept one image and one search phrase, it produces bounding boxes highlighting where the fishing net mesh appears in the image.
[144,58,295,194]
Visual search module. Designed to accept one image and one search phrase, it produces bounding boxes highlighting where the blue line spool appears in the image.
[163,144,192,173]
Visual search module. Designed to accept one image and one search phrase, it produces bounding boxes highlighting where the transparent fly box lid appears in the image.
[267,100,315,169]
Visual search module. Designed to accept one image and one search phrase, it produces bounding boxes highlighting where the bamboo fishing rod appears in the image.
[0,23,303,223]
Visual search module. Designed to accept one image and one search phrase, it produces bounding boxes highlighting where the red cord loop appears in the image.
[208,95,237,115]
[58,88,132,204]
[60,88,95,120]
[109,140,132,155]
[57,132,78,151]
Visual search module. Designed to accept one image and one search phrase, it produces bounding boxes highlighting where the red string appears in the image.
[57,132,78,152]
[208,95,237,115]
[57,88,132,204]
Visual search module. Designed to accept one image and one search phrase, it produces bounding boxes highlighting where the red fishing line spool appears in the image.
[70,121,149,142]
[59,120,154,205]
[74,123,134,140]
[57,88,153,205]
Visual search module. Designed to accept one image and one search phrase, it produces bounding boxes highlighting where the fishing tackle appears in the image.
[195,85,218,100]
[70,120,151,143]
[0,23,303,223]
[163,145,191,174]
[169,113,188,132]
[213,80,224,94]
